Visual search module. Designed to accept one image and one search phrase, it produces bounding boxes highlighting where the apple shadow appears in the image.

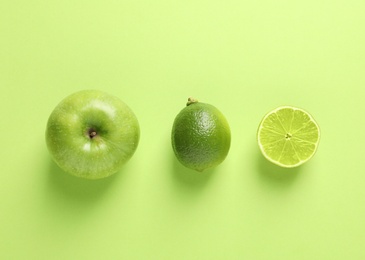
[256,151,302,186]
[47,160,120,203]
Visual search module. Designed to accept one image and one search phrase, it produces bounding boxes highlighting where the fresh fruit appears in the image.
[171,98,231,172]
[257,106,320,168]
[45,90,140,179]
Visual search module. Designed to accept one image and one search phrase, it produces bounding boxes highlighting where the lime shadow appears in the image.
[256,151,302,186]
[171,152,216,188]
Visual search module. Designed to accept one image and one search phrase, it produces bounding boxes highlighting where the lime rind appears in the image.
[257,106,320,168]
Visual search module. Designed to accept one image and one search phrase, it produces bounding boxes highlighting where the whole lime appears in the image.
[171,98,231,172]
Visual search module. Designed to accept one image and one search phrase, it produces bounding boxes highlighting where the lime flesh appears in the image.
[257,106,320,168]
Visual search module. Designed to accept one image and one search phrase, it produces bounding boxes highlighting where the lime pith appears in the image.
[257,106,320,168]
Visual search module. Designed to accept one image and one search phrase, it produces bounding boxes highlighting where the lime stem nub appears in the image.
[187,97,198,106]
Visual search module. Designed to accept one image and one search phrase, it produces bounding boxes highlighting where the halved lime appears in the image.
[257,106,320,168]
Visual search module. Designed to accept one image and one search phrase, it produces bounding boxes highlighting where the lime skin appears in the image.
[171,99,231,172]
[46,90,140,179]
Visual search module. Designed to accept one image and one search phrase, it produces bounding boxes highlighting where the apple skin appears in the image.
[46,90,140,179]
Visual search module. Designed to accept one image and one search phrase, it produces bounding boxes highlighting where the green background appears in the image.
[1,0,364,259]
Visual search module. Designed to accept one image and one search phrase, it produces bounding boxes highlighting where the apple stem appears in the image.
[88,128,98,139]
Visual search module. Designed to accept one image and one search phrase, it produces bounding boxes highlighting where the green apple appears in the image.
[46,90,140,179]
